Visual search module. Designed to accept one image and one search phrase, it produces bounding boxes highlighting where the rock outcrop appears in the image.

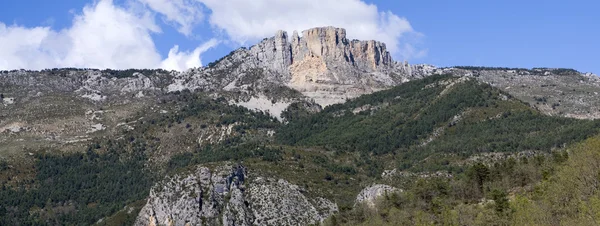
[135,163,337,226]
[355,184,401,208]
[169,26,432,108]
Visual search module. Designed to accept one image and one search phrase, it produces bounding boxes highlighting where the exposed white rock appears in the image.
[2,97,15,105]
[87,124,105,134]
[81,93,105,101]
[1,123,23,133]
[231,95,291,120]
[135,91,145,98]
[248,178,337,225]
[166,78,189,93]
[121,73,156,93]
[85,110,105,121]
[356,184,401,208]
[165,27,435,108]
[135,164,336,226]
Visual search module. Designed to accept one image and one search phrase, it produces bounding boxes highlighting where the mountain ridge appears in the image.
[1,27,600,224]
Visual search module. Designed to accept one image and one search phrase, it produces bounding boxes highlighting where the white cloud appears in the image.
[0,23,58,69]
[160,38,219,71]
[136,0,204,36]
[0,0,424,70]
[0,0,214,70]
[196,0,425,60]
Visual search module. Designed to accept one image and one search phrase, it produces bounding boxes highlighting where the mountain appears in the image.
[167,26,434,108]
[133,75,599,225]
[0,26,599,225]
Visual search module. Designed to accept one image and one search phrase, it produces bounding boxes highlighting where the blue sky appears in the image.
[0,0,597,73]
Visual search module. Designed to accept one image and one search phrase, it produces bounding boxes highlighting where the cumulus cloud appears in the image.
[160,39,219,71]
[0,23,58,69]
[196,0,425,60]
[0,0,424,70]
[0,0,214,71]
[136,0,205,36]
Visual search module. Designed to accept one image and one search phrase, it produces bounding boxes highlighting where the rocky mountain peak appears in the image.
[248,27,395,83]
[215,26,417,107]
[158,26,431,111]
[264,26,394,72]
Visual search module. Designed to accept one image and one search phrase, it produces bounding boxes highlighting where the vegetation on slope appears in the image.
[327,135,600,226]
[277,75,599,172]
[0,74,598,225]
[0,92,279,225]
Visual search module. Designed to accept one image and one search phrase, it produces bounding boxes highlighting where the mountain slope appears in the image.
[135,75,599,225]
[1,72,598,225]
[278,74,598,159]
[1,26,600,225]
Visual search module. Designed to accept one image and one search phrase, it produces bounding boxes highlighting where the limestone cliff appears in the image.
[134,163,337,226]
[199,26,430,107]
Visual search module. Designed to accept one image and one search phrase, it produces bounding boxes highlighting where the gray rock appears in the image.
[134,163,337,226]
[355,184,401,208]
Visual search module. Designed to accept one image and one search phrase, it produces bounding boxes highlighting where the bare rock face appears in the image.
[134,164,250,226]
[355,184,401,208]
[248,178,338,225]
[161,26,434,109]
[287,27,394,92]
[291,27,391,70]
[239,26,425,106]
[135,163,337,226]
[244,26,398,87]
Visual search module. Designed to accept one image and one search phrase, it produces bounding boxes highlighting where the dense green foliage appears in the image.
[278,75,451,153]
[328,135,600,226]
[277,75,599,162]
[510,136,600,225]
[424,110,599,154]
[0,92,278,225]
[165,90,280,129]
[0,141,152,225]
[167,141,283,172]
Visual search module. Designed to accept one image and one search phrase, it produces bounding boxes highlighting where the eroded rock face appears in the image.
[135,163,337,226]
[135,164,249,226]
[172,26,431,107]
[248,178,338,225]
[355,184,401,208]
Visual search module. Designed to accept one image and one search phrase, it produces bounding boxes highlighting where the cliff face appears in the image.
[134,163,337,226]
[248,27,397,88]
[291,27,392,72]
[232,26,425,106]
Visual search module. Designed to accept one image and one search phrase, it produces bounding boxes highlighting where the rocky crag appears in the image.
[170,27,433,107]
[134,163,337,226]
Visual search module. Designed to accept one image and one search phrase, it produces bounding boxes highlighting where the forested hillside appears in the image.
[278,75,599,172]
[332,134,600,225]
[1,74,599,225]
